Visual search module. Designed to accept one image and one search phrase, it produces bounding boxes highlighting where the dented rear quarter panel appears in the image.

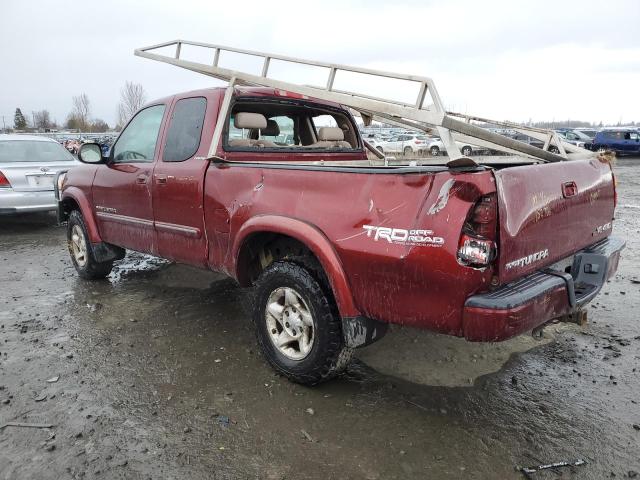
[205,162,497,336]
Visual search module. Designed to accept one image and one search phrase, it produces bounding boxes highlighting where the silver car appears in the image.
[0,135,79,214]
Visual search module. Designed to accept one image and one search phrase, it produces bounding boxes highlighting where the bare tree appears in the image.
[91,119,110,132]
[33,110,52,130]
[72,93,91,131]
[117,81,147,128]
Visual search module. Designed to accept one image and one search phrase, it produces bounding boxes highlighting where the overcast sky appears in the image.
[1,0,639,128]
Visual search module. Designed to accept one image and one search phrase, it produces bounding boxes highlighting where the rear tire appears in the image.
[549,146,560,154]
[67,210,113,280]
[253,260,352,385]
[461,146,473,156]
[430,146,440,156]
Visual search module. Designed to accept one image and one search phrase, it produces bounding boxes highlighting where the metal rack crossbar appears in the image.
[134,40,592,164]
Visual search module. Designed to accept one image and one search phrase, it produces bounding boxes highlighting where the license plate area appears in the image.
[548,255,575,274]
[26,174,55,189]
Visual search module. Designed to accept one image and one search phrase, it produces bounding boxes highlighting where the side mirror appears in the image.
[78,143,105,164]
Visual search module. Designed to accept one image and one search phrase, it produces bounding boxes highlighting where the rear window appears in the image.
[0,140,75,163]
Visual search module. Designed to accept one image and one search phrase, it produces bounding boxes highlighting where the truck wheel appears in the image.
[253,260,352,385]
[67,210,114,280]
[430,146,440,156]
[461,146,473,156]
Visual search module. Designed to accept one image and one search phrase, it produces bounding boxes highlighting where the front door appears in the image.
[152,96,210,266]
[92,104,167,253]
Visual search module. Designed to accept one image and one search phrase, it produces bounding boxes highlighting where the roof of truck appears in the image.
[147,86,343,110]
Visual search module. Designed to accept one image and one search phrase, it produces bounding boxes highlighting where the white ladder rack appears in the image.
[134,40,591,164]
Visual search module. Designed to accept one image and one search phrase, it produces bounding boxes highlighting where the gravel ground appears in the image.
[1,158,639,479]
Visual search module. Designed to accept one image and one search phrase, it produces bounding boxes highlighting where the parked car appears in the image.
[575,128,598,139]
[0,135,79,214]
[58,87,623,385]
[377,134,430,155]
[556,130,592,149]
[591,128,640,155]
[427,138,478,157]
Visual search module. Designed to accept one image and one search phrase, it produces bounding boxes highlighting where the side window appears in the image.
[112,105,165,163]
[163,97,207,162]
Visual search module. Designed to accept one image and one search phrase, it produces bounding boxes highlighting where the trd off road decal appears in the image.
[363,225,444,247]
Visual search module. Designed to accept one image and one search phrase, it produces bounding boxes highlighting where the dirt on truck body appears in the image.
[56,41,623,385]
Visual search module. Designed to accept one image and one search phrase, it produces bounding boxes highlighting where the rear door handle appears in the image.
[136,174,147,184]
[155,174,167,185]
[562,181,578,198]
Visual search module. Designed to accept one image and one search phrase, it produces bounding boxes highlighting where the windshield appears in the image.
[0,140,75,163]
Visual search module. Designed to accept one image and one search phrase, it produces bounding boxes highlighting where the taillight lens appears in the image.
[458,234,496,266]
[0,171,11,188]
[612,171,618,209]
[458,194,498,267]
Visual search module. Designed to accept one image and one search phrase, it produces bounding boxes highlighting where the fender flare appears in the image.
[60,187,102,244]
[232,215,360,318]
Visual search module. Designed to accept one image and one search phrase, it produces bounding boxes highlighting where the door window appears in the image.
[163,97,207,162]
[112,105,166,163]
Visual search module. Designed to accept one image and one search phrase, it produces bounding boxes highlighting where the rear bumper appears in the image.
[463,236,625,342]
[0,189,57,214]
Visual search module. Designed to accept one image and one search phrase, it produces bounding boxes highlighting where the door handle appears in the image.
[136,174,147,184]
[155,174,168,185]
[562,181,578,198]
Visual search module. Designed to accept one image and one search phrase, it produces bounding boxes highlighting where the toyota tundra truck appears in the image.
[56,44,624,385]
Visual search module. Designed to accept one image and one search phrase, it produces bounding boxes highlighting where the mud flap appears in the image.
[92,242,126,263]
[341,316,389,348]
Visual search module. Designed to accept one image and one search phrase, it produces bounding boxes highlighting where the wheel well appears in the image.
[236,233,326,288]
[60,197,80,221]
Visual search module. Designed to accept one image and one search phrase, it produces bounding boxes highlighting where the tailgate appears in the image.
[494,158,615,283]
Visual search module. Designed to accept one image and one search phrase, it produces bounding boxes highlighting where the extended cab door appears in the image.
[152,95,211,266]
[92,104,166,253]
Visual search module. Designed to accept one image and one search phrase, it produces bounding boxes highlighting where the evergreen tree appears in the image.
[14,108,27,129]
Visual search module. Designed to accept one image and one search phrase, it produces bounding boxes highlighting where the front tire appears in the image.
[430,145,440,156]
[461,146,473,156]
[403,146,412,155]
[67,210,113,280]
[253,260,352,385]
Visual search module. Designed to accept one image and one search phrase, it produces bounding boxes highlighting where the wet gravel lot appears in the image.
[1,159,639,479]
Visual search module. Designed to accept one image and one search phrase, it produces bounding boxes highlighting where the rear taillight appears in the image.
[0,171,11,188]
[457,194,498,268]
[415,140,424,144]
[612,171,618,209]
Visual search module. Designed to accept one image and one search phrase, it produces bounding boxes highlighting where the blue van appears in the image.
[592,128,640,155]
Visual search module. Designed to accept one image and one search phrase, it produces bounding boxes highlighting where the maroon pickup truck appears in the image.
[56,86,624,384]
